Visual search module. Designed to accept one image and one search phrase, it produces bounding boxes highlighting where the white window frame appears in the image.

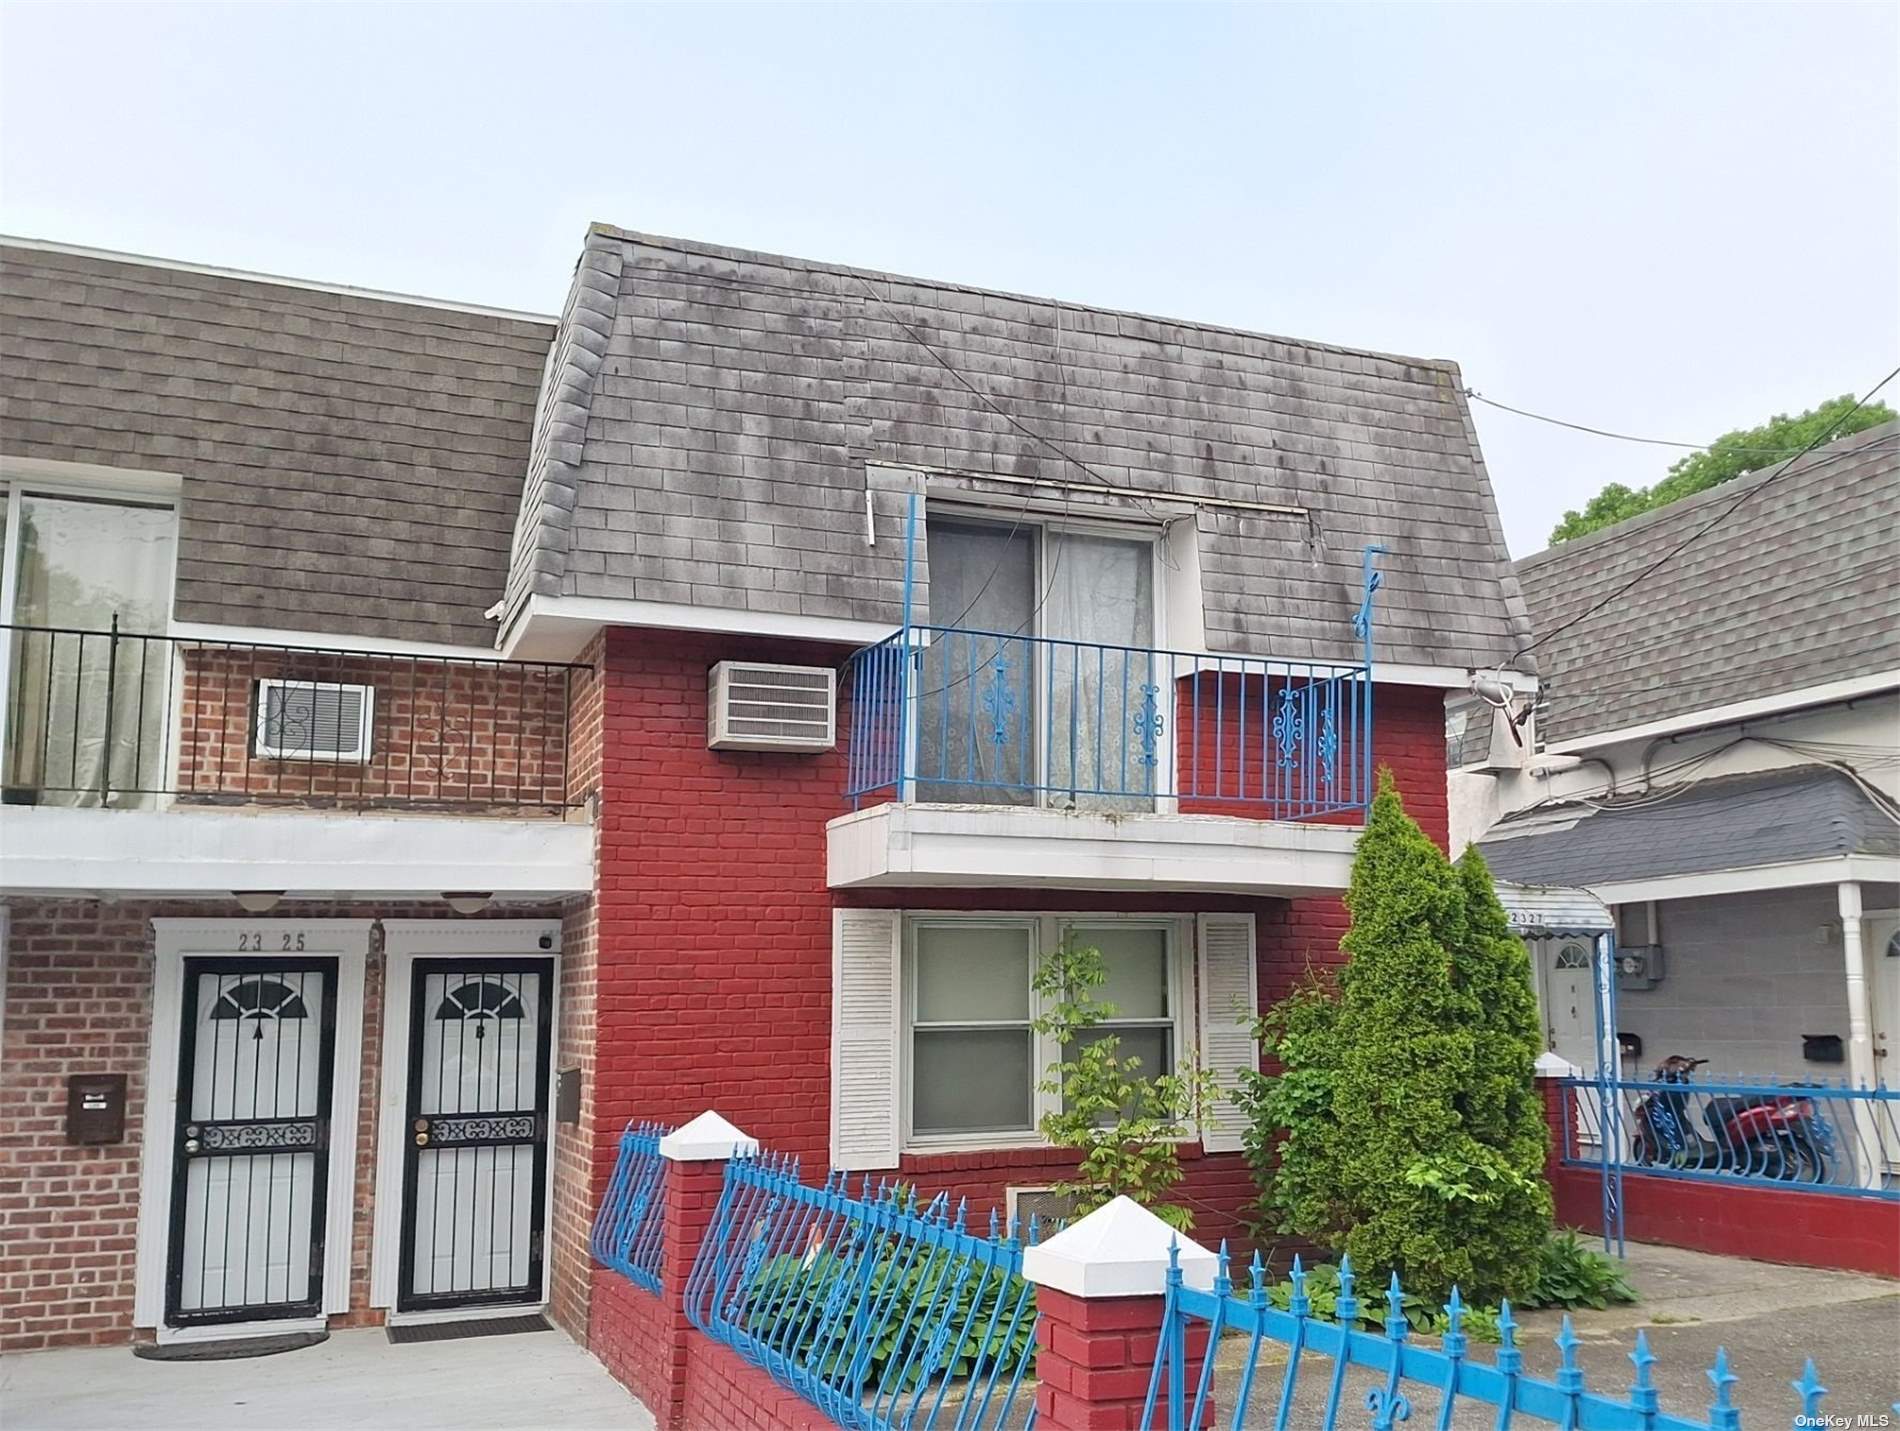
[917,507,1173,810]
[0,458,183,788]
[898,911,1194,1154]
[253,677,377,762]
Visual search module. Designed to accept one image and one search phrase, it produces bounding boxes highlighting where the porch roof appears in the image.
[1478,765,1900,891]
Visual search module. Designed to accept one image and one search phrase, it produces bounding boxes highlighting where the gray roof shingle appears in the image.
[1479,766,1900,887]
[1515,421,1900,743]
[502,225,1534,668]
[0,243,555,647]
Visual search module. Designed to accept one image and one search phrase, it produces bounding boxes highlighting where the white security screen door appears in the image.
[399,958,554,1310]
[168,960,338,1325]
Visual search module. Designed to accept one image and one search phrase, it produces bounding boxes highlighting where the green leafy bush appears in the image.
[746,1239,1035,1390]
[1236,774,1552,1304]
[1032,937,1220,1231]
[1519,1231,1637,1311]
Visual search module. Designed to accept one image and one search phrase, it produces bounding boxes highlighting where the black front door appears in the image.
[166,958,339,1326]
[398,957,554,1311]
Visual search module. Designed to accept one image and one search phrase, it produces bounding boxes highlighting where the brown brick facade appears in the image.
[172,648,575,812]
[0,898,566,1352]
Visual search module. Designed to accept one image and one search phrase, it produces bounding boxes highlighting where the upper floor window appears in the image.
[919,515,1158,810]
[1,480,178,806]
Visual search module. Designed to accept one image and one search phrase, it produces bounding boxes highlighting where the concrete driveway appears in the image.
[1,1325,654,1431]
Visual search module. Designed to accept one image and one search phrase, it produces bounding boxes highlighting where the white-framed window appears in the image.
[916,511,1166,811]
[0,462,181,806]
[830,907,1257,1170]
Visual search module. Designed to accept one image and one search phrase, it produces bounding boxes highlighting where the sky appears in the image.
[1,2,1894,557]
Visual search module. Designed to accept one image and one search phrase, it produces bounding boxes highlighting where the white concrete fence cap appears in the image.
[1020,1196,1219,1298]
[658,1110,761,1162]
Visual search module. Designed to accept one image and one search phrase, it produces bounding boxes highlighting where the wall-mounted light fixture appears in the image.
[233,891,284,915]
[442,892,493,916]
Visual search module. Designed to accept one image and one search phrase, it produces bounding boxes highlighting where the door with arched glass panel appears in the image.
[398,958,553,1310]
[166,958,339,1326]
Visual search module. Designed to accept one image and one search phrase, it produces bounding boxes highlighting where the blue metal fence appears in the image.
[590,1121,669,1293]
[686,1154,1042,1431]
[1142,1245,1846,1430]
[1559,1074,1899,1199]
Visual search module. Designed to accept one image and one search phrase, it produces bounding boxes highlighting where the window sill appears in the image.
[898,1138,1211,1172]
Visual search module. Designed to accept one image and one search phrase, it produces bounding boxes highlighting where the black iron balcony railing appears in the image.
[1,622,588,814]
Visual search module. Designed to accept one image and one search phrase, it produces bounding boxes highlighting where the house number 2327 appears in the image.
[236,932,306,952]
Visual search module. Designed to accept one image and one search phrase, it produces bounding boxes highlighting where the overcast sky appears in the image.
[2,2,1894,556]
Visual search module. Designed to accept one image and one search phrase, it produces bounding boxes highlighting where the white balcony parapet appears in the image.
[826,801,1359,896]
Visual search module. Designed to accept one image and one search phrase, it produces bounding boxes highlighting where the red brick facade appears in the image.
[571,623,1452,1374]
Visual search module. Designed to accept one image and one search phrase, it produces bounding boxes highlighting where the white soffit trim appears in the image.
[0,807,594,897]
[827,803,1360,896]
[168,620,519,664]
[1,234,557,326]
[1545,671,1900,755]
[502,594,897,661]
[1583,855,1894,906]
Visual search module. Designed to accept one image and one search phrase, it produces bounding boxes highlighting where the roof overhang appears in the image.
[499,594,891,663]
[828,802,1361,897]
[1582,854,1896,906]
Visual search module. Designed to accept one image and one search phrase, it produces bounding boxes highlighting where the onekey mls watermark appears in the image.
[1796,1416,1894,1428]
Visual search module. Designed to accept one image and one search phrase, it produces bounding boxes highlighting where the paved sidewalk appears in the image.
[1,1324,654,1431]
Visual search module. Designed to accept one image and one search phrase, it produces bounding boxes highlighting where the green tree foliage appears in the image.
[1032,938,1220,1232]
[1236,775,1552,1303]
[1549,395,1895,544]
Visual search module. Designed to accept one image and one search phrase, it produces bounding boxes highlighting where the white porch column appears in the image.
[1838,881,1881,1190]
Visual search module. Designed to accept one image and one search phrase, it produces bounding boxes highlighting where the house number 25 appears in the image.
[236,932,306,951]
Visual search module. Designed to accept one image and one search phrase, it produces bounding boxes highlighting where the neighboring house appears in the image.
[1450,421,1900,1167]
[0,226,1534,1358]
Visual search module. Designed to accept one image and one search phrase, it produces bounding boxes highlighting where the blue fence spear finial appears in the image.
[1706,1347,1740,1431]
[1791,1359,1827,1419]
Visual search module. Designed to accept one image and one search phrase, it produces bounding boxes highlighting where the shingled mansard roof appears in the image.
[502,225,1534,671]
[0,240,555,647]
[1516,419,1900,745]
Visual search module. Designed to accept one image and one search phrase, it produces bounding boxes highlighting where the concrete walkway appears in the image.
[1,1324,654,1431]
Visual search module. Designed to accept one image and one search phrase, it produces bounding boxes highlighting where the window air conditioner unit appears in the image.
[707,662,836,752]
[255,679,375,762]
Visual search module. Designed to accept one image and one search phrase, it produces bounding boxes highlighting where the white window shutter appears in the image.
[1195,913,1258,1154]
[830,908,902,1170]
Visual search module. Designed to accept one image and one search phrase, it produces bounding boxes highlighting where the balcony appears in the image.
[829,624,1373,896]
[0,624,594,899]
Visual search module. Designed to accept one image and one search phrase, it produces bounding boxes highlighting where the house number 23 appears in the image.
[236,932,306,951]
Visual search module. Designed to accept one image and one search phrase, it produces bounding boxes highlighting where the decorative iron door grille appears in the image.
[165,958,339,1326]
[398,958,554,1311]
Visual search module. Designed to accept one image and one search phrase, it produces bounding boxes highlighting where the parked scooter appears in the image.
[1627,1054,1832,1182]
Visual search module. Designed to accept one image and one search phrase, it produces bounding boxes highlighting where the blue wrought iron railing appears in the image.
[1560,1073,1900,1199]
[686,1154,1041,1431]
[845,528,1388,819]
[1143,1245,1847,1430]
[590,1121,669,1293]
[846,631,1373,816]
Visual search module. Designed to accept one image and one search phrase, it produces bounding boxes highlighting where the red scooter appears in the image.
[1628,1055,1831,1182]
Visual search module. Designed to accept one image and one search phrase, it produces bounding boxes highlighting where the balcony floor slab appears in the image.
[827,801,1361,897]
[0,804,594,899]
